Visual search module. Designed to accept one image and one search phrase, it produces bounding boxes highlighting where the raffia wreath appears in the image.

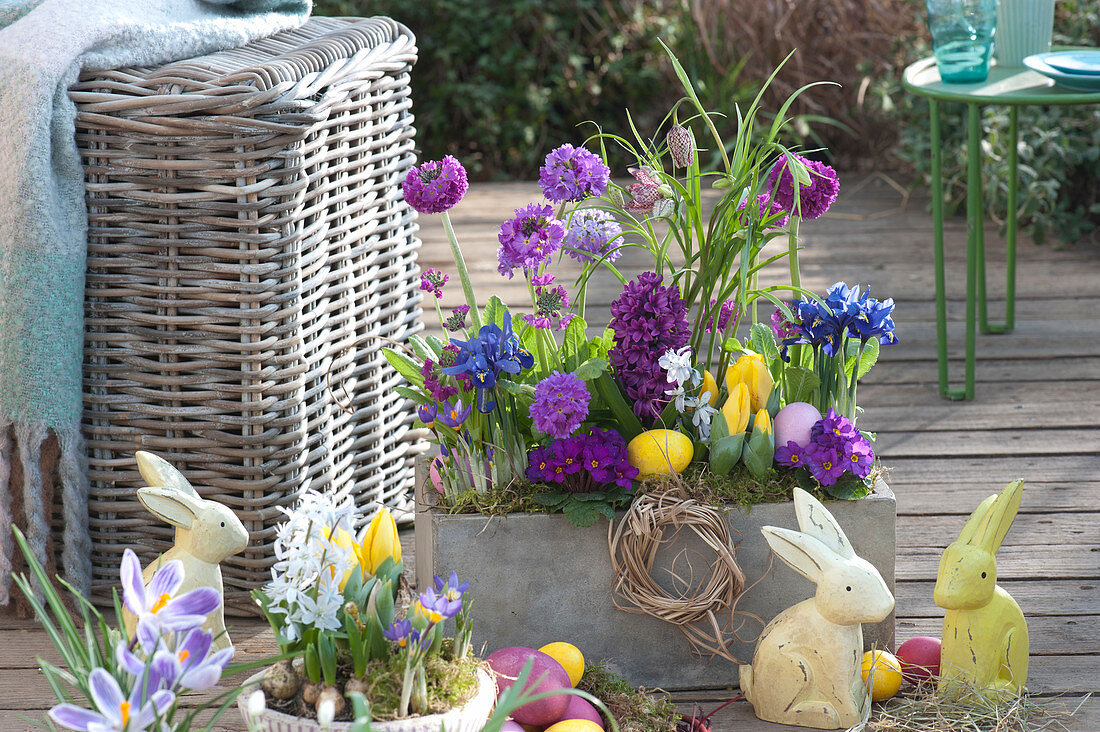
[608,487,767,664]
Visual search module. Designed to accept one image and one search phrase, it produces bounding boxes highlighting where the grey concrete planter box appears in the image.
[415,469,895,691]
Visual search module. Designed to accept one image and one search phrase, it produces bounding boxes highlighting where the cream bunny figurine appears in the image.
[122,451,249,651]
[740,487,895,729]
[935,479,1028,697]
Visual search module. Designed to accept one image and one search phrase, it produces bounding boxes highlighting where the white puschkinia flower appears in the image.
[692,397,718,440]
[659,346,698,387]
[248,689,266,717]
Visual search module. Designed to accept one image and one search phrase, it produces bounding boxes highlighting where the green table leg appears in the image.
[963,103,982,400]
[980,105,1018,334]
[929,99,961,399]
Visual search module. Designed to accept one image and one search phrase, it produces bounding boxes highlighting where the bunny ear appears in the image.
[957,493,998,545]
[793,487,854,559]
[135,451,199,498]
[137,486,199,530]
[761,525,840,584]
[974,479,1024,553]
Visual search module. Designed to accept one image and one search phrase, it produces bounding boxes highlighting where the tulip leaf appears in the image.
[383,348,425,388]
[594,372,644,441]
[710,434,744,475]
[710,411,730,444]
[783,365,819,404]
[744,423,775,481]
[573,357,609,382]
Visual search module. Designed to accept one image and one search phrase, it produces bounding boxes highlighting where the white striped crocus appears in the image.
[49,666,174,732]
[120,549,220,642]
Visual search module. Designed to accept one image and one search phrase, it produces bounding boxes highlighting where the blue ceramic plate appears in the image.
[1040,50,1100,75]
[1023,54,1100,92]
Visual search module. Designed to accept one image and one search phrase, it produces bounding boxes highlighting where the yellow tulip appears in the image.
[698,369,719,407]
[725,354,774,413]
[357,507,402,576]
[322,526,359,590]
[722,382,751,435]
[754,408,772,436]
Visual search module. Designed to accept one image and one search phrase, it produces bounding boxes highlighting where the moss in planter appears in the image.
[578,661,680,732]
[435,480,553,517]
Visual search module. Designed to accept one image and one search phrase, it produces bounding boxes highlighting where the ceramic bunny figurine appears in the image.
[740,487,895,729]
[935,479,1028,697]
[122,451,249,651]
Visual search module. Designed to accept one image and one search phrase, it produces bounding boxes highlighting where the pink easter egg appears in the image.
[773,402,822,450]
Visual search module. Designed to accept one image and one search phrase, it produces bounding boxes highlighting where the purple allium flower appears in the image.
[530,372,590,439]
[766,153,840,221]
[564,208,624,264]
[771,307,799,340]
[704,299,740,334]
[775,440,809,469]
[609,272,691,423]
[539,143,611,202]
[623,166,665,216]
[666,124,694,168]
[444,305,471,333]
[402,155,469,214]
[738,193,792,229]
[419,268,448,298]
[497,203,566,279]
[524,284,571,330]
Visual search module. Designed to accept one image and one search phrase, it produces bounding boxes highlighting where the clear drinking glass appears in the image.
[926,0,998,83]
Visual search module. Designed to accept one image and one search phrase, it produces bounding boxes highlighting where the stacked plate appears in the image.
[1023,50,1100,92]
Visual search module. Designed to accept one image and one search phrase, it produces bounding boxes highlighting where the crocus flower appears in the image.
[153,629,234,691]
[433,570,469,602]
[356,507,401,575]
[49,667,174,732]
[721,382,751,435]
[726,354,774,413]
[416,587,463,623]
[383,619,419,649]
[435,399,472,429]
[417,403,438,428]
[120,549,219,641]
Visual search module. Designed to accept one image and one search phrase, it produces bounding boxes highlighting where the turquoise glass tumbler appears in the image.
[926,0,997,83]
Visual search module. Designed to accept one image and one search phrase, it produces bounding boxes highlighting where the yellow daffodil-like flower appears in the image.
[725,354,774,413]
[721,382,751,435]
[356,507,402,576]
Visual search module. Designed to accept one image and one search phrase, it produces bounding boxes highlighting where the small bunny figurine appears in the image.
[935,479,1028,697]
[122,451,249,651]
[740,487,895,729]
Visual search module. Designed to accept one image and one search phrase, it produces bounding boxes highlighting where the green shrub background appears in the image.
[316,0,1099,245]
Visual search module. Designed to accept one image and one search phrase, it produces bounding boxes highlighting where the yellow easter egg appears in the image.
[538,642,585,687]
[544,720,603,732]
[626,430,693,478]
[862,650,903,701]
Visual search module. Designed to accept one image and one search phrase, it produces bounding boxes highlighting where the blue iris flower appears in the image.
[781,282,898,361]
[443,310,533,412]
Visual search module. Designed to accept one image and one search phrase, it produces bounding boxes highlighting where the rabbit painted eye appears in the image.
[846,586,852,592]
[981,571,987,579]
[221,521,225,527]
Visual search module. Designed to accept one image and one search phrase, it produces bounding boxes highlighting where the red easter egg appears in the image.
[896,636,942,685]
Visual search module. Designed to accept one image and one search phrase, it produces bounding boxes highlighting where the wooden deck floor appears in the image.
[2,175,1098,730]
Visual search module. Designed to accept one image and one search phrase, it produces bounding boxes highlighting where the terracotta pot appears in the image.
[237,668,496,732]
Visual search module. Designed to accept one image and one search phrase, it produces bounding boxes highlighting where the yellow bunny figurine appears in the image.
[935,479,1029,697]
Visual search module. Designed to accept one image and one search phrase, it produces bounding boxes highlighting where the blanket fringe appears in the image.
[0,419,91,605]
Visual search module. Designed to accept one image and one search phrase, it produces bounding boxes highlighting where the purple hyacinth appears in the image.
[419,268,448,298]
[530,372,590,438]
[564,208,624,264]
[497,203,566,278]
[704,299,739,334]
[538,144,610,203]
[609,272,691,423]
[766,153,839,221]
[402,155,469,214]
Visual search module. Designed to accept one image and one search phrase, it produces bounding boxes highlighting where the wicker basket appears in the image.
[72,17,425,613]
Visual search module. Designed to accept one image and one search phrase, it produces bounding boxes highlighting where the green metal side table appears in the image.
[902,54,1100,400]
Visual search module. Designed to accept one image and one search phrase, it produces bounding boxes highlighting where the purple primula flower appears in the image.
[530,372,590,438]
[843,438,875,478]
[538,143,610,202]
[49,667,174,732]
[771,307,799,340]
[558,435,587,475]
[582,438,616,484]
[775,440,809,469]
[806,444,846,486]
[419,269,448,298]
[418,587,463,623]
[444,305,471,333]
[531,272,555,287]
[497,203,566,278]
[564,209,623,264]
[433,570,469,602]
[813,408,859,446]
[435,399,472,429]
[121,550,219,641]
[524,284,571,331]
[766,153,840,221]
[402,156,468,214]
[609,272,691,423]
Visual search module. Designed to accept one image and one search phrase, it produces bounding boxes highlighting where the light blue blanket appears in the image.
[0,0,310,603]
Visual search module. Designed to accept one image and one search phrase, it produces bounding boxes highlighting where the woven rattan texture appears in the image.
[73,17,425,613]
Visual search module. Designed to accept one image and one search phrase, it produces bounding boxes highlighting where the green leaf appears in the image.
[395,385,431,405]
[743,421,776,481]
[594,373,644,441]
[710,433,744,475]
[824,474,873,500]
[562,316,589,370]
[573,357,609,382]
[531,491,569,507]
[710,411,730,444]
[563,500,602,527]
[783,366,820,404]
[484,296,506,328]
[383,348,424,388]
[408,335,435,361]
[723,336,744,353]
[749,323,780,363]
[496,379,536,400]
[856,338,880,380]
[426,335,447,355]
